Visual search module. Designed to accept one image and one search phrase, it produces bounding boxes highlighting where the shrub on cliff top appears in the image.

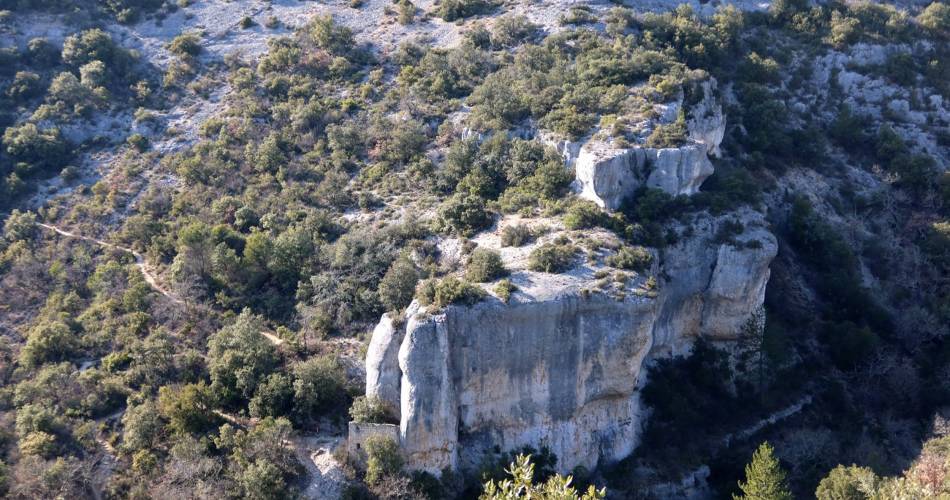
[349,396,395,424]
[466,248,507,282]
[378,256,419,311]
[416,277,485,308]
[606,245,653,272]
[528,241,577,273]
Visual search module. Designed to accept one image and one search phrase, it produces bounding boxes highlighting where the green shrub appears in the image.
[416,277,485,308]
[364,436,403,486]
[397,0,415,24]
[26,38,60,67]
[490,14,539,47]
[378,256,419,311]
[644,111,687,149]
[606,245,652,272]
[6,71,43,100]
[168,32,203,57]
[493,278,516,303]
[500,224,535,247]
[3,123,69,171]
[815,465,879,500]
[466,248,506,282]
[436,0,494,21]
[564,200,607,230]
[292,355,348,422]
[127,133,148,151]
[528,241,577,273]
[439,194,493,236]
[918,2,950,36]
[349,396,395,424]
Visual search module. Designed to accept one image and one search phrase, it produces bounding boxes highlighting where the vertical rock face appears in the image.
[645,144,715,196]
[686,79,726,158]
[365,212,778,475]
[365,314,403,416]
[398,295,658,473]
[573,78,725,211]
[574,145,648,210]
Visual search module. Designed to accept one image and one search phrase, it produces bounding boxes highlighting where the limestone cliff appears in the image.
[364,210,777,475]
[574,78,726,211]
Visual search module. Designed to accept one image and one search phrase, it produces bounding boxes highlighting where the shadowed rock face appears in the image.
[366,211,777,475]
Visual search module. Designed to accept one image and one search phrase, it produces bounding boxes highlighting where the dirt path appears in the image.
[37,223,182,304]
[722,395,813,448]
[90,408,126,500]
[36,223,294,352]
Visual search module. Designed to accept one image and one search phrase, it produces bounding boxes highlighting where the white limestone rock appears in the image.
[398,294,657,474]
[687,78,726,158]
[365,314,403,416]
[645,144,715,196]
[574,144,648,210]
[573,78,724,211]
[538,130,584,169]
[364,210,778,475]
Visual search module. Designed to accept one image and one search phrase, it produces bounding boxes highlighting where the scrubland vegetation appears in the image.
[0,0,947,498]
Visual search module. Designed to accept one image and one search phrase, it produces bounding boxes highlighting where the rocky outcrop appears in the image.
[364,211,777,475]
[687,79,726,158]
[365,314,403,416]
[398,294,656,473]
[651,210,776,355]
[573,79,725,211]
[574,142,715,211]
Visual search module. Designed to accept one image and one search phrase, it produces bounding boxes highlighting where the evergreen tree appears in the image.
[734,442,793,500]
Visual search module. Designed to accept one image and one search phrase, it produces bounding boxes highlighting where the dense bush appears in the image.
[466,248,506,282]
[528,241,577,273]
[606,245,653,272]
[168,33,203,57]
[564,200,608,230]
[439,193,493,236]
[416,277,485,308]
[644,112,687,148]
[364,436,404,486]
[500,224,535,247]
[349,396,395,424]
[493,278,516,303]
[437,0,494,21]
[378,256,420,311]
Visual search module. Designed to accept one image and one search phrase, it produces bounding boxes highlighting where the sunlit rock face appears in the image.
[574,78,725,211]
[365,209,777,475]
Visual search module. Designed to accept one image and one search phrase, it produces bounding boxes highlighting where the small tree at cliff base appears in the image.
[734,442,793,500]
[480,454,605,500]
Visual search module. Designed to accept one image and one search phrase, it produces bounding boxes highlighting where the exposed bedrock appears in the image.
[365,210,777,475]
[365,314,403,417]
[574,78,726,211]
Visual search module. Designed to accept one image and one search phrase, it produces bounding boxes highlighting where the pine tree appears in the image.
[734,442,794,500]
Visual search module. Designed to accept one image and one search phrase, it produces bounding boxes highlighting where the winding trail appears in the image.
[37,223,182,304]
[36,223,293,347]
[722,395,813,448]
[35,222,350,496]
